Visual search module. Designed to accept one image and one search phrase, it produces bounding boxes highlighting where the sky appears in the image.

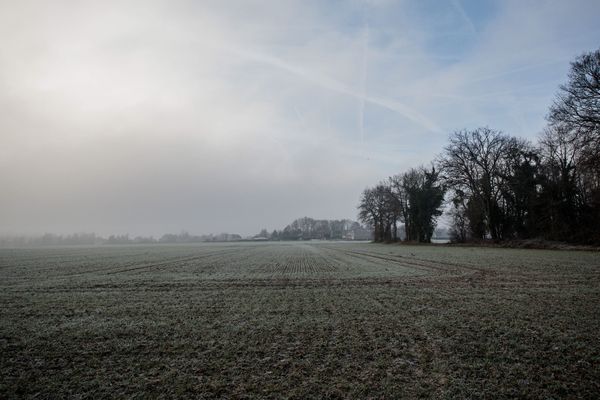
[1,0,599,237]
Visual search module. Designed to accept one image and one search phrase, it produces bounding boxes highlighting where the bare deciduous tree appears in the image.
[439,127,517,240]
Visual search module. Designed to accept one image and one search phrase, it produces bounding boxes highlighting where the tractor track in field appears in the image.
[94,247,247,275]
[7,247,246,280]
[321,246,483,276]
[1,273,470,293]
[1,243,585,293]
[330,248,547,289]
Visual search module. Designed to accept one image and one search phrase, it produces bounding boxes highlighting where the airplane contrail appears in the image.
[450,0,477,35]
[214,42,443,134]
[358,23,369,146]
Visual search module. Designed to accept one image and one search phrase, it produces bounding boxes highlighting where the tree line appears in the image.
[358,48,600,245]
[0,218,375,247]
[257,217,372,241]
[0,231,243,247]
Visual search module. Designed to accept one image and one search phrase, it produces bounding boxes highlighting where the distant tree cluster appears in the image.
[0,221,374,248]
[0,233,101,247]
[157,232,241,243]
[0,231,243,247]
[263,217,372,241]
[359,48,600,244]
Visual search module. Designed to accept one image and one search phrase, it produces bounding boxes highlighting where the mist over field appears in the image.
[2,0,599,237]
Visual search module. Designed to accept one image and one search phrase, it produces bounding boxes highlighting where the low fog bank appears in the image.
[0,217,389,247]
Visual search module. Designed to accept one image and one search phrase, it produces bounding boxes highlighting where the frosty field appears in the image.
[1,242,599,398]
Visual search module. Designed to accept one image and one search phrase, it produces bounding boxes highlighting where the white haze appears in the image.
[1,0,599,236]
